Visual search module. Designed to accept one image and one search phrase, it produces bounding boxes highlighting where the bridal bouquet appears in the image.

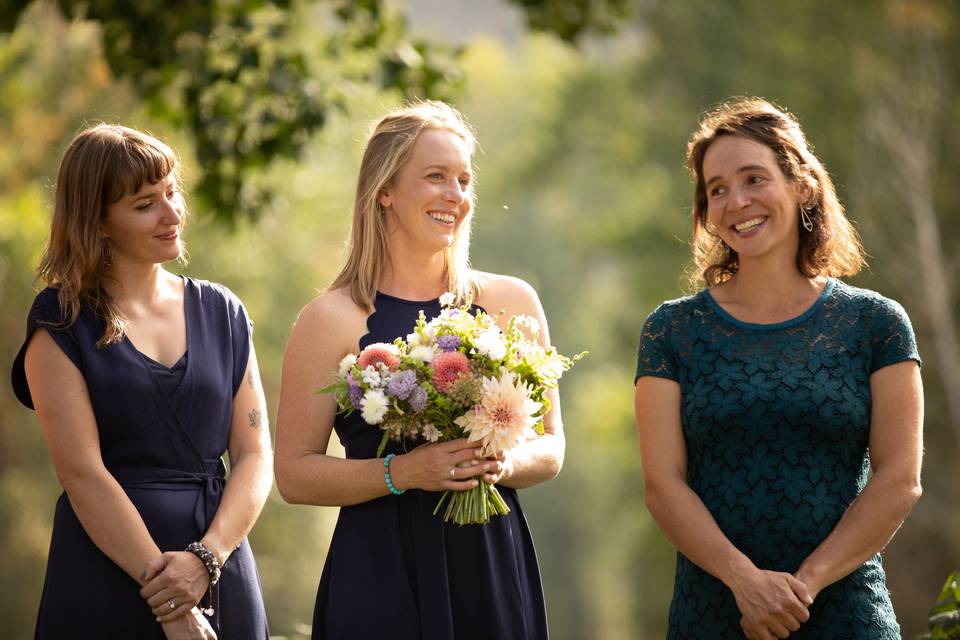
[321,293,583,525]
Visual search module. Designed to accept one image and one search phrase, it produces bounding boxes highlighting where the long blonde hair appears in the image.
[37,124,184,347]
[686,98,865,288]
[329,100,481,309]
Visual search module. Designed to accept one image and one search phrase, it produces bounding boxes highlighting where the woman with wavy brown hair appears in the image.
[11,124,271,639]
[634,98,923,639]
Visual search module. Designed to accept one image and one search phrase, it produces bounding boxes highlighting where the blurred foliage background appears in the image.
[1,1,957,638]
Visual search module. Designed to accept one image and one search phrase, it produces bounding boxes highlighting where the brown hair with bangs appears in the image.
[36,124,184,346]
[685,97,865,288]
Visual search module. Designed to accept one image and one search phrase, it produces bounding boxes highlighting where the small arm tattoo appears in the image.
[248,407,262,429]
[247,367,256,388]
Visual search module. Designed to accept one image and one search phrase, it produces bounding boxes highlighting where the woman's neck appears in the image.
[102,260,175,304]
[714,252,824,317]
[379,240,449,300]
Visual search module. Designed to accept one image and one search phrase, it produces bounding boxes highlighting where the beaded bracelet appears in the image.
[383,453,405,495]
[185,541,221,616]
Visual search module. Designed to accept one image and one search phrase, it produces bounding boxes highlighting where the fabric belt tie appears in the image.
[111,460,226,534]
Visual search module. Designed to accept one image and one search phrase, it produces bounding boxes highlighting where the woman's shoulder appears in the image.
[30,286,63,313]
[472,271,540,313]
[27,286,81,327]
[829,279,911,320]
[295,286,369,335]
[186,276,244,311]
[645,291,705,325]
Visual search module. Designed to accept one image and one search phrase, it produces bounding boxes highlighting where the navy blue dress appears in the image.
[313,292,549,640]
[11,277,269,639]
[635,279,920,638]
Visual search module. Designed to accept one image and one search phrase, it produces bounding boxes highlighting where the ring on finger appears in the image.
[167,599,176,610]
[449,467,456,478]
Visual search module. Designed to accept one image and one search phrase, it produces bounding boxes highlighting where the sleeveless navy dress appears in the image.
[11,278,269,639]
[313,292,549,640]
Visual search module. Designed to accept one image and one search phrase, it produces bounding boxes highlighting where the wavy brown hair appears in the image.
[328,100,481,310]
[686,97,865,288]
[36,124,183,347]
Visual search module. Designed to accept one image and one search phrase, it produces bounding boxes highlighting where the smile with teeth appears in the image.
[733,216,766,232]
[428,211,457,224]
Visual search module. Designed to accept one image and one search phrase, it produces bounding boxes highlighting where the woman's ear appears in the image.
[795,173,817,208]
[378,189,392,210]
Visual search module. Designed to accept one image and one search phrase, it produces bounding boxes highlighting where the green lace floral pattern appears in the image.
[636,279,920,639]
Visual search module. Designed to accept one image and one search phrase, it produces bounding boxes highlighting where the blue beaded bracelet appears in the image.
[383,453,405,495]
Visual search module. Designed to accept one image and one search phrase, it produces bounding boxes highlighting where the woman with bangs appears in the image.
[11,124,271,639]
[275,100,560,639]
[634,98,923,639]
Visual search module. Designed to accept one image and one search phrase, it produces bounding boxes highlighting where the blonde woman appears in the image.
[12,125,271,639]
[275,101,562,639]
[634,98,923,639]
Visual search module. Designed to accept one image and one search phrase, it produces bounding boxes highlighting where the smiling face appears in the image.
[101,171,185,266]
[378,128,473,255]
[702,135,805,265]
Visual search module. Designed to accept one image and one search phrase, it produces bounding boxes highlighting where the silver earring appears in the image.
[800,207,814,232]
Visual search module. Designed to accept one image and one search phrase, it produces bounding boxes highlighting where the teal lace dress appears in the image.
[635,278,920,639]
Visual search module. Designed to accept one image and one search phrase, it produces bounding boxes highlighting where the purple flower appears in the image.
[347,373,363,409]
[386,369,417,400]
[408,386,428,412]
[437,334,461,352]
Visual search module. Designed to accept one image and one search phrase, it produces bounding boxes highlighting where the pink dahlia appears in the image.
[430,351,470,393]
[454,370,542,457]
[358,343,400,371]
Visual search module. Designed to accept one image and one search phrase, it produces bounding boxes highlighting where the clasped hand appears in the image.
[391,438,511,492]
[159,606,217,640]
[733,568,813,640]
[140,551,210,622]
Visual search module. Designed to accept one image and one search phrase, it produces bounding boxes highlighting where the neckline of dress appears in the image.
[701,277,836,331]
[124,275,192,370]
[375,290,441,306]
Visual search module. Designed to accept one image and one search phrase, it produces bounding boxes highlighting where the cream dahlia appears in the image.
[454,370,542,457]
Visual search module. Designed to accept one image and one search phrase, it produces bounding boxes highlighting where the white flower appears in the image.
[406,332,423,347]
[360,389,389,424]
[439,292,456,307]
[409,345,437,363]
[454,370,542,456]
[527,347,567,384]
[338,354,358,378]
[360,365,382,387]
[516,314,540,335]
[422,422,441,443]
[474,328,507,361]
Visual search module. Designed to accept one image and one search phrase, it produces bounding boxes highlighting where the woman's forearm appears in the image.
[500,432,564,490]
[61,468,161,584]
[201,451,274,565]
[795,470,921,595]
[276,452,394,507]
[645,477,757,590]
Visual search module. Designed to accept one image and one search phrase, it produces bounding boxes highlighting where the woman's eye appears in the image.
[748,175,765,185]
[459,178,470,187]
[428,172,443,180]
[136,202,152,211]
[709,186,725,198]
